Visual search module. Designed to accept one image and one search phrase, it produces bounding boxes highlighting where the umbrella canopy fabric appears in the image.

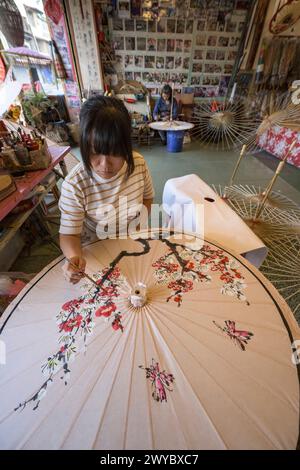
[0,230,299,450]
[4,47,51,61]
[2,48,52,67]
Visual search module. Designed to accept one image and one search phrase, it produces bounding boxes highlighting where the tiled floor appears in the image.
[11,141,300,274]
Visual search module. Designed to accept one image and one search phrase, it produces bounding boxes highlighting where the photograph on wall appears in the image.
[216,50,225,60]
[202,75,211,85]
[186,20,194,34]
[134,71,142,81]
[197,20,205,31]
[193,86,206,97]
[131,0,142,16]
[125,37,136,50]
[226,21,237,32]
[228,50,237,61]
[118,0,131,18]
[166,56,174,69]
[224,63,233,74]
[183,57,190,69]
[157,18,166,32]
[148,20,156,32]
[167,39,175,52]
[113,37,124,50]
[204,75,220,86]
[192,63,202,72]
[113,19,123,30]
[157,38,166,51]
[194,50,203,60]
[207,35,217,46]
[147,38,157,51]
[175,39,184,52]
[142,71,149,81]
[175,56,182,68]
[214,64,223,73]
[136,20,147,31]
[191,76,201,85]
[205,63,215,73]
[167,19,176,33]
[125,71,134,80]
[184,40,192,52]
[145,56,155,68]
[219,74,230,95]
[125,55,134,68]
[115,55,123,66]
[207,19,217,31]
[206,50,216,60]
[137,37,146,50]
[196,34,206,46]
[156,56,165,69]
[218,36,229,47]
[230,37,240,47]
[124,19,135,31]
[135,55,144,67]
[176,20,185,33]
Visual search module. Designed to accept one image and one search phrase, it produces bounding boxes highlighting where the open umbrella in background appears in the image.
[0,230,299,449]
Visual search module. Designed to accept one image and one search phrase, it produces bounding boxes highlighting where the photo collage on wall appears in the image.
[110,0,250,97]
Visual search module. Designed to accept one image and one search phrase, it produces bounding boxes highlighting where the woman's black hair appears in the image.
[79,95,134,179]
[161,84,172,98]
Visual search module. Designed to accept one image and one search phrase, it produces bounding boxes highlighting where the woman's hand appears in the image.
[62,256,86,284]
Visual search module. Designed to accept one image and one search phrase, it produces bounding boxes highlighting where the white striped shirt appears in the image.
[59,151,154,235]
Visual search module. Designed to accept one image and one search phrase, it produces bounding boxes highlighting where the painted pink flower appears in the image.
[186,261,195,270]
[59,314,83,332]
[112,314,123,332]
[168,279,193,293]
[99,285,118,297]
[95,302,117,318]
[61,299,83,311]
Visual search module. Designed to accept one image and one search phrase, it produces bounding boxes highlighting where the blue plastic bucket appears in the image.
[167,130,185,152]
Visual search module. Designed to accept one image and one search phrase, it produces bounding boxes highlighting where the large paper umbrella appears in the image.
[0,230,299,450]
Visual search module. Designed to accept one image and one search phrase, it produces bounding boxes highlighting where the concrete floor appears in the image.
[11,141,300,274]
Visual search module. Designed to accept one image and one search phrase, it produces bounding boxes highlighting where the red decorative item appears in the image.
[0,54,6,83]
[44,0,63,25]
[257,125,300,168]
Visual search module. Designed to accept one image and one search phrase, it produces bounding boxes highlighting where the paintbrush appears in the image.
[66,258,100,289]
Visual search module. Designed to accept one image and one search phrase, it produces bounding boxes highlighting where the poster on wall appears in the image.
[43,0,81,122]
[68,0,103,92]
[118,0,131,18]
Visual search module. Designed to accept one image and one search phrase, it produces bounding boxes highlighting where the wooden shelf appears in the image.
[0,179,57,252]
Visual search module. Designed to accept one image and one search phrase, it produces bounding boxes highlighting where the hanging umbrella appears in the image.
[0,230,299,450]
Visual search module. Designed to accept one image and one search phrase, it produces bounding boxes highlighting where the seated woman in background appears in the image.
[59,95,154,284]
[153,84,178,144]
